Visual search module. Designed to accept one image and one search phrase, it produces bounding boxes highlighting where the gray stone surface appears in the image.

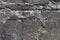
[2,0,49,4]
[41,11,60,40]
[0,6,60,40]
[0,0,60,40]
[0,10,60,40]
[1,16,43,40]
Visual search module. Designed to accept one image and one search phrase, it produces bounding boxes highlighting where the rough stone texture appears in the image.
[0,9,44,40]
[41,11,60,40]
[1,10,60,40]
[0,0,60,40]
[2,0,49,4]
[1,16,43,40]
